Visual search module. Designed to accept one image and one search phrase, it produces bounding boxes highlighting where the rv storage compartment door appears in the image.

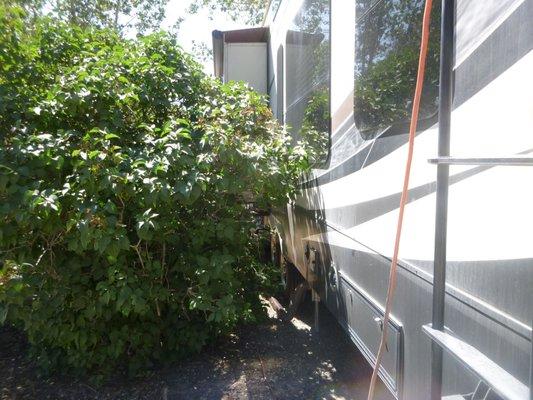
[224,43,267,94]
[340,275,403,396]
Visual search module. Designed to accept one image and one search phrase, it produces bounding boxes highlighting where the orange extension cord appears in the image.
[366,1,434,399]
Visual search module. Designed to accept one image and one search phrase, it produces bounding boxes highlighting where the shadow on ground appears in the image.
[0,296,393,400]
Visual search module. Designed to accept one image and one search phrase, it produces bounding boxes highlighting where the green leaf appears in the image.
[177,128,191,140]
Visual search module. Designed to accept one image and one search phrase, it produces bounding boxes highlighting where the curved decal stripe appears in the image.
[299,147,532,234]
[297,163,494,228]
[301,2,532,189]
[298,50,533,211]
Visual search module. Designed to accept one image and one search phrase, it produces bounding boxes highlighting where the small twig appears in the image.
[155,299,161,317]
[0,244,29,254]
[117,195,125,223]
[35,249,48,266]
[180,302,190,321]
[258,355,268,381]
[131,240,145,270]
[258,355,274,399]
[80,382,98,394]
[161,243,166,269]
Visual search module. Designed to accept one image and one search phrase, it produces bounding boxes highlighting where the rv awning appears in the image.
[212,27,269,78]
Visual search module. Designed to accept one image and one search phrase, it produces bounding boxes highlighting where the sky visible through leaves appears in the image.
[162,0,251,72]
[37,0,259,73]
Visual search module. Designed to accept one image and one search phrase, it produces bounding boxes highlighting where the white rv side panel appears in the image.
[224,43,267,94]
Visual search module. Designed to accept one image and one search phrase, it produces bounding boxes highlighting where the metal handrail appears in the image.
[428,156,533,166]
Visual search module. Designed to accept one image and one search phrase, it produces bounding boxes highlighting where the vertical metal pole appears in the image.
[312,289,320,333]
[431,0,455,399]
[529,318,533,400]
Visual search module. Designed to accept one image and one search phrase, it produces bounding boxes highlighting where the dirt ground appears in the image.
[0,297,393,400]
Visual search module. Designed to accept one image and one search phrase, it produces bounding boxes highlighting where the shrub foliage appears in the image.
[0,7,307,376]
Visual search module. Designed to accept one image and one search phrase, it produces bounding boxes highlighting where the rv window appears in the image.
[285,0,330,165]
[354,0,441,140]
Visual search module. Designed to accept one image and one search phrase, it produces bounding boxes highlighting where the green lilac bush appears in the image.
[0,6,308,377]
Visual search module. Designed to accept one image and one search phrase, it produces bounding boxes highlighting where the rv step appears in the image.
[423,325,529,400]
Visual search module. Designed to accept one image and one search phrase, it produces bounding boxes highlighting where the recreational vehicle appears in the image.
[212,0,533,399]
